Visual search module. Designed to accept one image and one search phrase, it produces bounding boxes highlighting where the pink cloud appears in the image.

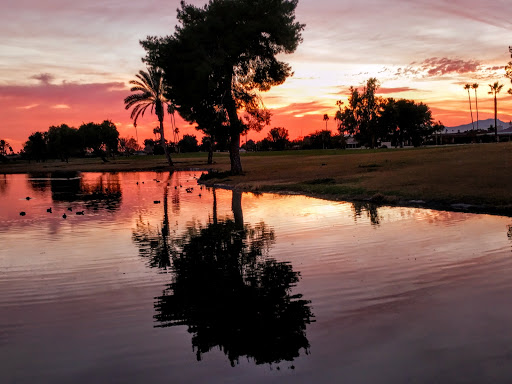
[421,57,481,76]
[395,57,484,79]
[377,87,419,95]
[271,101,328,116]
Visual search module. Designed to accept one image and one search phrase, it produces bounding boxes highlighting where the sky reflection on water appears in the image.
[2,171,512,383]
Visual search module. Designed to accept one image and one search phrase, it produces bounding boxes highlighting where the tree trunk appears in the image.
[467,91,474,130]
[212,188,217,225]
[474,91,479,130]
[232,190,244,230]
[494,95,498,142]
[159,118,173,166]
[494,94,498,142]
[229,131,242,174]
[207,137,214,165]
[225,97,243,175]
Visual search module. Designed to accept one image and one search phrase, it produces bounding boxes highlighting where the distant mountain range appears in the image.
[445,119,512,133]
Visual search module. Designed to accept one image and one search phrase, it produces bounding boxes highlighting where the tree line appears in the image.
[22,120,120,163]
[17,120,211,162]
[335,78,444,148]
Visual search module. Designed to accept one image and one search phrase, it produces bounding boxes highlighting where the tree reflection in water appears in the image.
[352,201,380,226]
[133,188,314,366]
[0,174,7,195]
[27,171,122,212]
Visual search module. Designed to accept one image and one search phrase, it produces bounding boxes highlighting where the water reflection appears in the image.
[0,174,7,195]
[133,188,314,366]
[352,201,380,226]
[132,173,174,270]
[27,171,122,212]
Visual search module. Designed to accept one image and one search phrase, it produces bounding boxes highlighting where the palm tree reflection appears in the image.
[133,189,314,366]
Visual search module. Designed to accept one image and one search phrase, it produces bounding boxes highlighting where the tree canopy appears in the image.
[336,78,442,148]
[78,120,119,160]
[141,0,304,174]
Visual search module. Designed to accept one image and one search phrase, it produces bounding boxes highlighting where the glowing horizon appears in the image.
[1,0,512,151]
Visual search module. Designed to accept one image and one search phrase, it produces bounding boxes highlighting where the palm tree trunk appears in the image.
[467,90,475,130]
[494,94,498,142]
[159,118,173,166]
[474,90,479,130]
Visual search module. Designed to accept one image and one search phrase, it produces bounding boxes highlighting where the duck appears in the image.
[67,207,72,211]
[154,200,161,204]
[25,197,31,200]
[62,213,67,219]
[19,211,26,216]
[47,208,52,213]
[76,211,85,215]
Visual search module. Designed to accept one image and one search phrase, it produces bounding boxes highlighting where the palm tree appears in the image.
[323,114,329,131]
[472,83,479,131]
[488,82,504,142]
[464,84,475,131]
[124,67,173,166]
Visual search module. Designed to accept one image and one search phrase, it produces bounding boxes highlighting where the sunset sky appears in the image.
[2,0,512,151]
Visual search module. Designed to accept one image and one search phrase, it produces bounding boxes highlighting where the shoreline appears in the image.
[200,180,512,218]
[3,144,512,217]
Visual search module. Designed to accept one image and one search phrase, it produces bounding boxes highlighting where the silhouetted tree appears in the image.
[119,137,141,155]
[463,84,475,131]
[334,100,346,148]
[47,124,81,162]
[23,131,47,162]
[394,99,438,147]
[141,0,304,174]
[0,140,13,156]
[266,127,289,151]
[301,130,333,150]
[124,67,173,166]
[378,98,440,147]
[337,78,382,148]
[78,120,119,161]
[472,83,479,130]
[242,139,257,152]
[488,82,504,142]
[505,51,512,95]
[323,113,329,132]
[178,134,199,153]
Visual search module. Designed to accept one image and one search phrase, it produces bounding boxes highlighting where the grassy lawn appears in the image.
[2,143,512,212]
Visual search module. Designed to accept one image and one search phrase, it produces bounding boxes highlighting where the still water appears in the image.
[2,171,512,383]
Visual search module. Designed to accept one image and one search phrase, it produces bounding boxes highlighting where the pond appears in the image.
[2,171,512,383]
